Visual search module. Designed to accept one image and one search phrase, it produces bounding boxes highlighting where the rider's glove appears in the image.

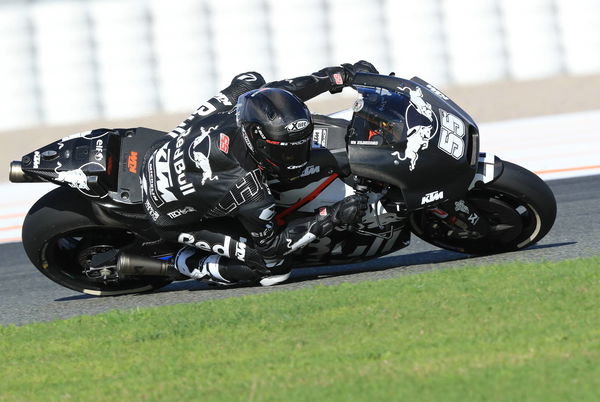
[327,61,378,94]
[331,193,369,226]
[341,60,379,86]
[310,194,369,237]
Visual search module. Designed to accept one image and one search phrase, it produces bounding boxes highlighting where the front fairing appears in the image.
[348,73,479,211]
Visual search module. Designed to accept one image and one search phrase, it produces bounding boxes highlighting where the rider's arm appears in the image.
[263,61,378,102]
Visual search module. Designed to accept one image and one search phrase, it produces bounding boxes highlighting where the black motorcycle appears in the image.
[9,73,556,296]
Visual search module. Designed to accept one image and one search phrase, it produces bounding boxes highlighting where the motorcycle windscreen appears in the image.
[348,83,478,211]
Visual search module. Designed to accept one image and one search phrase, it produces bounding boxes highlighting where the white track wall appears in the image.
[1,0,599,131]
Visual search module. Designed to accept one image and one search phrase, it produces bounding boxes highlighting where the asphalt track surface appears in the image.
[1,175,598,326]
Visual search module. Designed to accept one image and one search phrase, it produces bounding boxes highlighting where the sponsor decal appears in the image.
[333,72,343,85]
[188,126,219,185]
[209,169,264,215]
[52,161,107,199]
[33,151,41,168]
[392,85,439,171]
[219,133,230,153]
[167,206,197,219]
[258,205,276,221]
[94,139,104,161]
[280,137,310,147]
[195,100,217,117]
[55,162,89,191]
[251,223,275,240]
[172,128,195,196]
[127,151,138,173]
[426,83,450,101]
[438,109,466,160]
[454,199,469,214]
[468,212,480,225]
[178,233,246,261]
[312,128,328,148]
[144,200,160,221]
[214,92,232,106]
[300,165,320,177]
[241,126,254,152]
[285,119,310,133]
[235,238,247,261]
[287,162,307,170]
[237,73,258,82]
[151,144,177,206]
[398,86,434,120]
[352,140,379,146]
[255,126,266,139]
[58,130,107,150]
[421,190,444,205]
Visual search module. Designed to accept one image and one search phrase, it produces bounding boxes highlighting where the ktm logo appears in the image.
[128,151,138,173]
[421,190,444,205]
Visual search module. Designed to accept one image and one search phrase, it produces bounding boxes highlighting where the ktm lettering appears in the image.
[128,152,138,173]
[421,190,444,205]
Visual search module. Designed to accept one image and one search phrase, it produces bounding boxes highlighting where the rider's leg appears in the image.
[174,247,291,286]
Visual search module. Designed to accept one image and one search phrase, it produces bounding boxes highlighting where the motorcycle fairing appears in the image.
[19,127,168,205]
[348,73,480,211]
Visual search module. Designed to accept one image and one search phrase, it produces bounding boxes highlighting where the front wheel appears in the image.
[22,187,174,296]
[409,161,557,254]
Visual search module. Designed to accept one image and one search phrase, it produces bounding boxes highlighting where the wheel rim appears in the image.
[411,190,542,253]
[42,227,169,292]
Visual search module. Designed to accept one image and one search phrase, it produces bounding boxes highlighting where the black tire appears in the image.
[22,187,173,296]
[410,161,557,254]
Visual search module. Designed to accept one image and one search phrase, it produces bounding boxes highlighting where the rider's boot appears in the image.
[174,247,291,286]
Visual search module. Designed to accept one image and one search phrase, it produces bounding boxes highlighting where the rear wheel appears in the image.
[409,161,557,254]
[22,188,173,296]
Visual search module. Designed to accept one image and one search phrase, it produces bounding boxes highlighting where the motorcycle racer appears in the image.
[140,61,378,286]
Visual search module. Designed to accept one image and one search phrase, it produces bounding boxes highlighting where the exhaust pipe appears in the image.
[117,253,180,278]
[9,161,45,183]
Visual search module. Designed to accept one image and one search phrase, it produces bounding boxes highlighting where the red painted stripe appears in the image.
[275,174,339,226]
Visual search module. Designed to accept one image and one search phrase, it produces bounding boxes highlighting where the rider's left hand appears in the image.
[341,60,379,85]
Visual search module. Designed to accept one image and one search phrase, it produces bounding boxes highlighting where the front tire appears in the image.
[410,161,557,254]
[22,187,173,296]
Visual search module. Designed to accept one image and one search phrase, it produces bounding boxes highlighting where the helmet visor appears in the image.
[260,136,311,177]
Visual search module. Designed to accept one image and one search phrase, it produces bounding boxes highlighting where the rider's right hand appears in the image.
[330,193,369,226]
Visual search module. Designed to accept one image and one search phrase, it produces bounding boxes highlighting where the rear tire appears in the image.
[410,161,557,254]
[22,187,173,296]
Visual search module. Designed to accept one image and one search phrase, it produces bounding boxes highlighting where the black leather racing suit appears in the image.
[141,67,356,281]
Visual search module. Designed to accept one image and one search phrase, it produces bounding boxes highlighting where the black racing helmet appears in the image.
[236,88,314,179]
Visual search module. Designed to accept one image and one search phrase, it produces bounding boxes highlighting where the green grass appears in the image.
[2,257,600,402]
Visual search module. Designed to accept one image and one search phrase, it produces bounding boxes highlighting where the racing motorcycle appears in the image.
[9,73,557,296]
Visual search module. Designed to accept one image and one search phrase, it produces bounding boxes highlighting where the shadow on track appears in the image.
[53,241,577,300]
